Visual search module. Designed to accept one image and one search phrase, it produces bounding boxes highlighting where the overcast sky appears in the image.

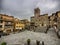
[0,0,60,20]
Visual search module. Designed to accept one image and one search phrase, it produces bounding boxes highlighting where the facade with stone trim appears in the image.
[30,8,60,32]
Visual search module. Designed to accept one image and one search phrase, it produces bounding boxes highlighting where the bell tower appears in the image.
[34,8,40,17]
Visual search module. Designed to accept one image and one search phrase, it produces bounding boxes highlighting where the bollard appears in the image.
[0,35,1,38]
[36,40,40,45]
[42,41,44,45]
[56,32,60,39]
[27,39,30,45]
[45,26,49,33]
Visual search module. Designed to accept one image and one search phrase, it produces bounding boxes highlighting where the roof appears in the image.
[56,11,60,13]
[31,16,34,18]
[0,14,14,18]
[56,11,60,15]
[52,13,56,16]
[34,7,40,11]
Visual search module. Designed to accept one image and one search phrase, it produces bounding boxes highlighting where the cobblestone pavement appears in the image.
[0,29,60,45]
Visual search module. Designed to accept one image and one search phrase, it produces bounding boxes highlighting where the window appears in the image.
[0,16,2,19]
[0,21,3,23]
[17,22,19,24]
[16,26,18,27]
[39,19,40,21]
[40,24,42,27]
[0,25,2,28]
[8,22,12,24]
[42,23,44,26]
[44,24,46,26]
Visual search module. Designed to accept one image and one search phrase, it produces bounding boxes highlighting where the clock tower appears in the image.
[34,8,40,17]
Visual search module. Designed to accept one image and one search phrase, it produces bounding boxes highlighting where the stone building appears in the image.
[49,13,57,27]
[56,11,60,29]
[0,14,4,31]
[0,14,14,33]
[49,11,60,28]
[30,8,49,32]
[14,18,25,32]
[21,19,30,30]
[30,8,60,32]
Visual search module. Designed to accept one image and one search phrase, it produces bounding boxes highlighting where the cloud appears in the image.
[36,0,60,15]
[0,0,60,20]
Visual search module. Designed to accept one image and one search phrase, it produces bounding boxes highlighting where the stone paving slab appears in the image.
[0,30,60,45]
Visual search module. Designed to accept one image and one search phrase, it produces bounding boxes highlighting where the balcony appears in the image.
[5,24,14,26]
[5,22,14,26]
[4,26,13,28]
[30,22,35,26]
[3,18,14,22]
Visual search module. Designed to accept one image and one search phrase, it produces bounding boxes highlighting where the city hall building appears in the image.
[30,8,60,32]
